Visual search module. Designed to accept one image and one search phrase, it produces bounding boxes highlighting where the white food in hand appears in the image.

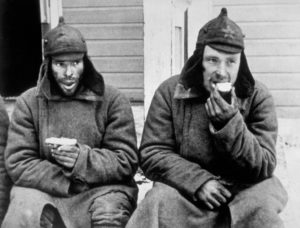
[45,137,77,146]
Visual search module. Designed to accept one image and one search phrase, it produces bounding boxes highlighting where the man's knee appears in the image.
[89,191,134,227]
[242,207,284,228]
[2,187,54,228]
[2,204,38,228]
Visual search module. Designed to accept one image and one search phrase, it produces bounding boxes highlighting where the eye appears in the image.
[227,59,237,65]
[207,57,218,64]
[71,60,81,66]
[54,62,64,67]
[72,61,78,66]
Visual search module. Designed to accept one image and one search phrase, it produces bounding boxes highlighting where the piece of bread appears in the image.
[216,82,232,104]
[45,137,77,146]
[216,82,232,93]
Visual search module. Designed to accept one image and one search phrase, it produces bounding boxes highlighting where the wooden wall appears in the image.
[213,0,300,118]
[62,0,144,102]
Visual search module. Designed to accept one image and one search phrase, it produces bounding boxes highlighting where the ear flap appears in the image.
[81,55,105,96]
[36,57,60,97]
[234,51,255,98]
[179,46,204,89]
[37,58,50,84]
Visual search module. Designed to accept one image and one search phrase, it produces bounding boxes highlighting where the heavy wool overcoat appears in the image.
[138,73,287,227]
[4,57,138,227]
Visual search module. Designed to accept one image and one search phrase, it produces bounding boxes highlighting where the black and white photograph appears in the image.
[0,0,299,227]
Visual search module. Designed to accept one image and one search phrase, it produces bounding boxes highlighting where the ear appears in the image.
[81,55,105,96]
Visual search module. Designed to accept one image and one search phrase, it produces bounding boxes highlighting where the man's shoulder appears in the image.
[252,80,272,98]
[17,87,38,101]
[103,84,132,106]
[254,80,269,92]
[156,75,180,95]
[245,80,275,112]
[104,84,124,98]
[159,75,180,88]
[12,87,40,111]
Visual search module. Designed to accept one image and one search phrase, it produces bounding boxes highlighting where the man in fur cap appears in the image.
[3,18,138,228]
[126,8,287,228]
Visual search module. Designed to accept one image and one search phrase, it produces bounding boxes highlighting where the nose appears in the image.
[215,62,227,81]
[65,65,73,77]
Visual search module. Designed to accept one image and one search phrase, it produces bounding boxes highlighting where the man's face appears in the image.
[202,45,241,92]
[51,54,84,96]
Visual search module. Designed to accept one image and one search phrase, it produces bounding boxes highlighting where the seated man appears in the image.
[3,18,138,228]
[126,8,287,228]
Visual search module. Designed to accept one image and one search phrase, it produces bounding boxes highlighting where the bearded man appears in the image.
[3,18,138,228]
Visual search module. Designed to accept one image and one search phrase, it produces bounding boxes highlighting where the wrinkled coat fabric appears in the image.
[0,97,10,226]
[128,74,287,228]
[4,58,138,228]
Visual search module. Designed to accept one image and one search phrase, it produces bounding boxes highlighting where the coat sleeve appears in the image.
[139,81,217,200]
[0,97,11,225]
[5,95,71,197]
[210,84,278,182]
[68,91,138,188]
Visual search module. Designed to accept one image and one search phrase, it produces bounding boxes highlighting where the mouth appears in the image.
[210,79,231,91]
[61,81,76,91]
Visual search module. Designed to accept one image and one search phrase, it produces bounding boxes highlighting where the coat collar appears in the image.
[174,83,206,99]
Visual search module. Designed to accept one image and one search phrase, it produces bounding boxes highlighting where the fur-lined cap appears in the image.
[43,17,87,57]
[197,8,244,54]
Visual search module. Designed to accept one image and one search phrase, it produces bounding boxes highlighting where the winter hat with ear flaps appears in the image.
[196,8,245,54]
[38,17,105,98]
[178,8,254,99]
[43,17,87,58]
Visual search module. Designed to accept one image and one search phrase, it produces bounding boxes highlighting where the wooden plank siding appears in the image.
[91,56,143,73]
[63,8,143,24]
[242,22,300,39]
[63,0,143,8]
[62,0,144,102]
[213,1,300,118]
[214,0,300,6]
[69,24,143,40]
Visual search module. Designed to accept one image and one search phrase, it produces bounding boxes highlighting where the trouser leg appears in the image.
[235,208,285,228]
[89,191,134,228]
